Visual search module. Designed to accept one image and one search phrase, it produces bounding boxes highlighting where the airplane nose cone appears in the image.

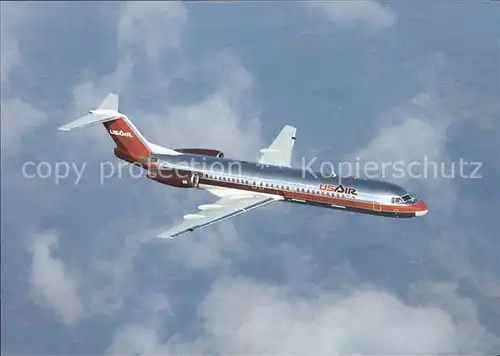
[414,200,428,216]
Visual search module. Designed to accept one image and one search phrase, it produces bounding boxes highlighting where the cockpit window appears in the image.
[401,194,413,202]
[392,194,414,204]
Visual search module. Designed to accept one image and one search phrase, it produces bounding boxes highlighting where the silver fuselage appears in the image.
[154,153,428,218]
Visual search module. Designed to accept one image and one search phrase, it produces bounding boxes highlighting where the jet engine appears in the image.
[175,148,224,158]
[147,168,200,188]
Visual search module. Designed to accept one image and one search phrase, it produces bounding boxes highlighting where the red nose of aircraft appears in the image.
[414,200,428,216]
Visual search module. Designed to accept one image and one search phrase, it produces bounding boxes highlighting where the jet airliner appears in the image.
[58,93,428,237]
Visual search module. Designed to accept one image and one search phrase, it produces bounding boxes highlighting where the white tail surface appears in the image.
[58,93,121,131]
[58,93,180,156]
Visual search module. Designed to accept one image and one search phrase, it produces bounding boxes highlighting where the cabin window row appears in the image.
[201,173,356,199]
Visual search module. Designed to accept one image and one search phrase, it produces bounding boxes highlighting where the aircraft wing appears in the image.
[258,125,297,167]
[157,195,278,238]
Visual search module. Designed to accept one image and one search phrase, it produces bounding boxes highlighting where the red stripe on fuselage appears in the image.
[195,176,426,216]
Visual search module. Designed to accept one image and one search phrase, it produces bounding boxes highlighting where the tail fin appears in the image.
[58,93,120,131]
[58,93,151,162]
[98,93,119,112]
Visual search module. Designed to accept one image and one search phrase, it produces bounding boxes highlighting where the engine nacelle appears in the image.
[147,168,200,188]
[175,148,224,158]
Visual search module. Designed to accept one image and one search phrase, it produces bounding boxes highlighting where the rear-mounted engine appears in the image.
[147,168,200,188]
[175,148,224,158]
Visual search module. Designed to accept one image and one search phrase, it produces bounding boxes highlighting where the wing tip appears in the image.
[157,226,197,239]
[157,233,174,239]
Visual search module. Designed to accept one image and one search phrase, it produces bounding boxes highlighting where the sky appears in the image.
[1,1,499,354]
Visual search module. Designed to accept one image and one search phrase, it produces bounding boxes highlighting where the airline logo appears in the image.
[109,129,133,137]
[319,183,357,195]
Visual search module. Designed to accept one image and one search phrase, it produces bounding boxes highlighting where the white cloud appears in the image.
[108,325,163,355]
[349,91,452,171]
[57,2,188,157]
[1,2,48,157]
[65,4,263,161]
[1,1,25,86]
[107,277,497,354]
[68,1,187,112]
[26,224,172,323]
[306,0,397,30]
[192,278,451,354]
[409,281,500,351]
[57,2,265,280]
[480,280,500,299]
[146,52,263,160]
[8,2,498,354]
[6,1,265,326]
[117,1,187,62]
[167,222,249,270]
[64,52,262,161]
[334,60,499,349]
[106,292,173,355]
[345,88,460,216]
[29,231,84,324]
[81,228,150,316]
[1,97,46,156]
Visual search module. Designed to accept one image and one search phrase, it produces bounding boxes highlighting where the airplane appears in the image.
[58,93,428,238]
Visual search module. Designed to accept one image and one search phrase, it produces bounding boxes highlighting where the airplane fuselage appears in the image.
[58,93,429,237]
[150,153,428,218]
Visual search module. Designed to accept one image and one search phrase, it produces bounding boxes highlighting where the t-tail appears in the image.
[58,93,179,164]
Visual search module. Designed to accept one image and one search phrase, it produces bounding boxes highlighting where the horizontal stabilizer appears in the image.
[98,93,119,111]
[58,93,120,131]
[58,92,181,157]
[58,111,118,131]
